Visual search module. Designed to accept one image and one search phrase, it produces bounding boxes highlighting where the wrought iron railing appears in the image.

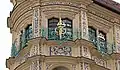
[11,27,116,56]
[88,37,115,55]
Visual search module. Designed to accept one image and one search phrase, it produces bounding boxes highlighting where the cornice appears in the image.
[88,3,120,24]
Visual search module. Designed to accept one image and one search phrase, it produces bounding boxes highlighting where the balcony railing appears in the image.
[88,37,115,55]
[11,27,116,57]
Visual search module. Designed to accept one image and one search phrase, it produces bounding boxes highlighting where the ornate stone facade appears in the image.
[6,0,120,70]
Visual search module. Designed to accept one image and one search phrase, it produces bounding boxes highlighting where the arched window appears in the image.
[48,18,73,40]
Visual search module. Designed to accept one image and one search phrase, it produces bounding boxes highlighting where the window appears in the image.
[20,30,26,48]
[25,24,32,41]
[48,18,73,40]
[88,27,107,54]
[48,18,59,40]
[88,27,97,46]
[98,31,107,53]
[20,24,32,49]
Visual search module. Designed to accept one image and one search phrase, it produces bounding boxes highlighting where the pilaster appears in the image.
[80,5,89,40]
[32,7,40,38]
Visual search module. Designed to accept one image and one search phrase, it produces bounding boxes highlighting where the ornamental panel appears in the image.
[50,46,72,56]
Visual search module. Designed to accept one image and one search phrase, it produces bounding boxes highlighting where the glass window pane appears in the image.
[48,18,73,40]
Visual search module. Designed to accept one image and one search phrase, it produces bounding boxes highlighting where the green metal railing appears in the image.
[11,26,33,57]
[88,37,115,55]
[11,27,116,56]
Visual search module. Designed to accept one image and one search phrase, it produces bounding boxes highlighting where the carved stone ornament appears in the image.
[81,10,88,40]
[116,26,120,53]
[50,46,72,56]
[33,9,40,38]
[30,60,40,70]
[30,45,40,57]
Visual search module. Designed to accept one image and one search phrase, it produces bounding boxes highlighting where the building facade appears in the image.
[6,0,120,70]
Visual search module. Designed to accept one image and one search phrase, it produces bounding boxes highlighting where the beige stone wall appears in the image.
[6,0,120,70]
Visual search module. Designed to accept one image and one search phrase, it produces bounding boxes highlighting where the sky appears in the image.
[0,0,120,70]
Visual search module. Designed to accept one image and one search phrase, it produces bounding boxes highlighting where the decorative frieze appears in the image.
[50,46,72,56]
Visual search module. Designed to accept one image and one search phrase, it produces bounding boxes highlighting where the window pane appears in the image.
[48,18,73,40]
[98,31,107,53]
[88,27,97,46]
